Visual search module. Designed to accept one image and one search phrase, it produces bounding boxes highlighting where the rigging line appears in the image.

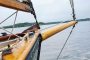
[7,11,18,41]
[0,11,18,25]
[0,27,21,38]
[23,0,40,29]
[56,0,77,60]
[11,11,18,32]
[56,26,75,60]
[0,11,20,40]
[29,1,40,29]
[69,0,76,20]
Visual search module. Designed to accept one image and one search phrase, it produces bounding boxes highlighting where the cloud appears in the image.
[0,0,90,23]
[32,0,90,22]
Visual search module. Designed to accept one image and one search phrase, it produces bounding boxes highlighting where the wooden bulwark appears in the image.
[2,30,40,60]
[41,21,77,40]
[0,0,31,12]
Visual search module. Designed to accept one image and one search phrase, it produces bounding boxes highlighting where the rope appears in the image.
[7,11,18,41]
[11,11,18,32]
[0,10,21,39]
[56,26,75,60]
[56,0,77,60]
[22,0,40,28]
[26,1,41,60]
[69,0,76,20]
[28,1,41,60]
[0,11,18,25]
[0,27,20,38]
[0,11,22,50]
[29,1,40,29]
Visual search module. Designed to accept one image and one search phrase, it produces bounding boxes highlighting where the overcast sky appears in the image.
[0,0,90,26]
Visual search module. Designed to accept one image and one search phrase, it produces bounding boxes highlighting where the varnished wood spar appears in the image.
[0,0,31,12]
[42,21,77,40]
[2,30,40,60]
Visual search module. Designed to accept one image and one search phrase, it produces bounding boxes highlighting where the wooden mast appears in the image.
[0,0,31,12]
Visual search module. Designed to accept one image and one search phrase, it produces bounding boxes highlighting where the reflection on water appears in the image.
[40,21,90,60]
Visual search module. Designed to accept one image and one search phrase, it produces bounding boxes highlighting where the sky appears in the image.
[0,0,90,26]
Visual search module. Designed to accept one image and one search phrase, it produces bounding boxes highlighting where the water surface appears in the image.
[40,21,90,60]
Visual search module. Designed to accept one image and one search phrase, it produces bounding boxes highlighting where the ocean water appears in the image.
[40,21,90,60]
[0,21,90,60]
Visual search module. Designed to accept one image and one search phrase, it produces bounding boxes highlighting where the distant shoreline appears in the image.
[1,18,90,29]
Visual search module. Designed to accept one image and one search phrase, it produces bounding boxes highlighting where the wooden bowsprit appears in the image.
[41,21,77,40]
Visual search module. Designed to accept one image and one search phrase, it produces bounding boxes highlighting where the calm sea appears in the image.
[0,21,90,60]
[40,21,90,60]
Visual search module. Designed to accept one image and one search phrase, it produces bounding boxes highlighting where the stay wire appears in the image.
[23,0,40,29]
[0,11,18,25]
[69,0,76,20]
[28,1,41,60]
[11,11,18,33]
[56,26,75,60]
[0,11,20,38]
[0,27,20,38]
[7,11,18,41]
[29,1,40,29]
[56,0,77,60]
